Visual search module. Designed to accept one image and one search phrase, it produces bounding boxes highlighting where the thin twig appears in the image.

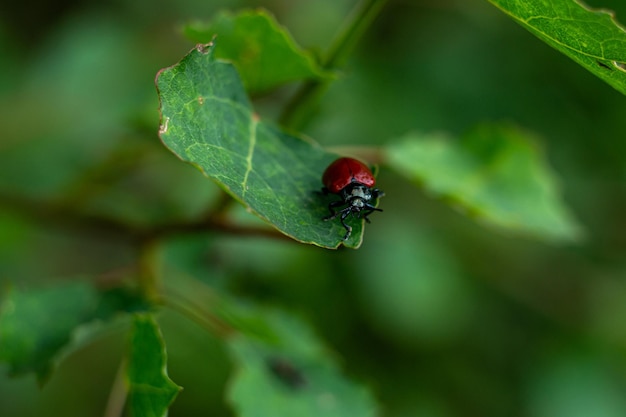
[103,359,128,417]
[0,193,138,239]
[137,237,161,303]
[0,193,290,243]
[203,188,238,219]
[146,217,291,241]
[162,291,235,339]
[279,0,389,130]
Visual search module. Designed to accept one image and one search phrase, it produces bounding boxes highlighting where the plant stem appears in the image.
[163,291,234,338]
[103,359,128,417]
[279,0,389,131]
[137,237,161,304]
[0,193,289,242]
[324,0,389,69]
[204,188,237,219]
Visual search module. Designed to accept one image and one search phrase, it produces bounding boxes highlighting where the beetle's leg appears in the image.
[364,203,383,212]
[340,210,352,240]
[323,200,346,220]
[362,204,383,223]
[371,188,385,199]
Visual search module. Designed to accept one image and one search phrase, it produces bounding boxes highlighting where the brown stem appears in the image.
[0,193,289,243]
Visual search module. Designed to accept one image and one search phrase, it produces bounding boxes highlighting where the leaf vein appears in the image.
[241,116,259,198]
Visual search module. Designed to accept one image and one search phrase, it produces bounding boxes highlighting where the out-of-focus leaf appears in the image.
[0,19,148,199]
[0,282,95,383]
[156,42,375,248]
[357,225,473,346]
[526,353,626,417]
[486,0,626,95]
[0,281,148,384]
[225,307,378,417]
[183,9,330,93]
[385,124,583,242]
[126,314,181,417]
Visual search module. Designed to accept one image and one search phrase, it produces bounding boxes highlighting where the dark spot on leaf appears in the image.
[597,60,611,70]
[267,357,306,389]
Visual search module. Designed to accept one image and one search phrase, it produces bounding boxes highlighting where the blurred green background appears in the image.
[2,0,626,416]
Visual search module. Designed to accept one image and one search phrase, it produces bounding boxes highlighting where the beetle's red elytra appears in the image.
[322,157,376,194]
[321,157,384,241]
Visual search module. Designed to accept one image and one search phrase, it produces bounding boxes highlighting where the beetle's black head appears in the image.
[323,181,384,240]
[340,182,373,208]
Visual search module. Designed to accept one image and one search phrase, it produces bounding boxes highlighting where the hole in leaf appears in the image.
[597,60,611,70]
[196,43,212,54]
[612,61,626,72]
[159,117,169,134]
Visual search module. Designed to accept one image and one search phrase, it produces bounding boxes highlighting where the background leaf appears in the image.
[127,314,181,417]
[184,9,330,93]
[156,43,372,248]
[225,306,378,417]
[0,281,146,383]
[355,226,474,346]
[486,0,626,95]
[385,123,583,242]
[5,1,626,416]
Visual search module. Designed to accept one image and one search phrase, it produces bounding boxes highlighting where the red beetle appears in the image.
[321,157,384,240]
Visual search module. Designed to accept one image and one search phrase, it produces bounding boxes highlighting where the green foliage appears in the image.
[356,228,472,344]
[156,42,367,248]
[385,123,583,242]
[486,0,626,95]
[127,315,181,417]
[3,1,626,417]
[0,282,147,384]
[184,9,330,94]
[226,307,377,417]
[0,283,95,383]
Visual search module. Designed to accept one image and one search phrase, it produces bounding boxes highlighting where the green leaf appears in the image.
[0,282,96,383]
[183,9,330,94]
[127,314,181,417]
[225,307,378,417]
[385,123,583,242]
[356,227,473,345]
[0,281,147,383]
[486,0,626,95]
[156,42,374,248]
